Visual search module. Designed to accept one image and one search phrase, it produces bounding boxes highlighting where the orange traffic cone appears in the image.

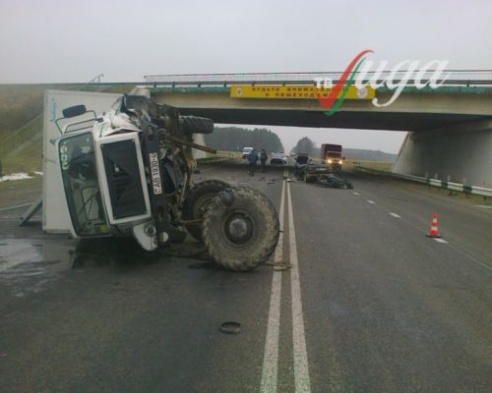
[426,213,441,238]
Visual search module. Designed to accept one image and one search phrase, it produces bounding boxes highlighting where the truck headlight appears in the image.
[327,159,332,164]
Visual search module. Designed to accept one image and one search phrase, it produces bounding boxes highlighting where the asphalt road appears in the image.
[1,161,491,393]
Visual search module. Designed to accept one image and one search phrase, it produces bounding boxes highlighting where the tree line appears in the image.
[204,126,284,152]
[205,128,397,161]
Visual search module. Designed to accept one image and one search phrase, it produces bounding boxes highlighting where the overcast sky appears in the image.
[1,0,491,153]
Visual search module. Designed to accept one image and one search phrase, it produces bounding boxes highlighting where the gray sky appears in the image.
[1,0,491,153]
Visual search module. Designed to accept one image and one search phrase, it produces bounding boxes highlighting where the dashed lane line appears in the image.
[356,190,492,272]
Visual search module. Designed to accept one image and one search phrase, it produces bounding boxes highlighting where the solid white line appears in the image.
[353,192,360,195]
[367,200,376,204]
[287,182,311,393]
[260,180,286,393]
[434,238,448,244]
[0,203,32,212]
[389,212,401,218]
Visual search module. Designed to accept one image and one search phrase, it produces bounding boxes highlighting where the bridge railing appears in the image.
[144,70,492,87]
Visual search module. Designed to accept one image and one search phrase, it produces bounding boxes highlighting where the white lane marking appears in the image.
[353,187,492,271]
[367,200,376,204]
[353,192,360,195]
[0,203,32,212]
[389,212,401,218]
[261,181,286,393]
[287,182,312,393]
[433,238,448,244]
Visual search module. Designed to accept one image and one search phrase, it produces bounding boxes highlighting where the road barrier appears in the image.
[353,165,492,199]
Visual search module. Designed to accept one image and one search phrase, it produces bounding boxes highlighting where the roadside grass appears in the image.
[198,150,242,163]
[0,175,43,209]
[213,150,242,159]
[1,139,43,174]
[0,83,135,175]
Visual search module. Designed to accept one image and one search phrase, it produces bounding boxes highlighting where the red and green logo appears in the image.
[316,49,373,116]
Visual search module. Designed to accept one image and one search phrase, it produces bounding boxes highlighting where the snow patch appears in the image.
[0,173,33,182]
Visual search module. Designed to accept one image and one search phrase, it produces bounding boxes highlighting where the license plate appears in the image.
[149,152,163,195]
[316,167,327,172]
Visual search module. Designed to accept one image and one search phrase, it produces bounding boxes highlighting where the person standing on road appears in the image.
[247,148,258,176]
[260,149,268,173]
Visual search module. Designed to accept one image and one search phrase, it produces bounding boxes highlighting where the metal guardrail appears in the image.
[144,70,492,87]
[353,165,492,199]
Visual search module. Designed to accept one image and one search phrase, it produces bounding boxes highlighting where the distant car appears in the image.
[270,152,288,165]
[242,147,253,159]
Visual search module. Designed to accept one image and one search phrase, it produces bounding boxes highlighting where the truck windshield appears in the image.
[59,132,109,237]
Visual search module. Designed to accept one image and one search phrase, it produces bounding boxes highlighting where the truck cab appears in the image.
[56,100,161,251]
[321,144,343,170]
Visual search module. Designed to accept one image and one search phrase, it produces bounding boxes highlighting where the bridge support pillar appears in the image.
[393,120,492,187]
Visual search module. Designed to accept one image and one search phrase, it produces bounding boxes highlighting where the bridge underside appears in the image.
[147,87,492,186]
[175,107,490,132]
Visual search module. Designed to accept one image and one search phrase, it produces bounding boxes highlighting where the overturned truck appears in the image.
[55,94,279,271]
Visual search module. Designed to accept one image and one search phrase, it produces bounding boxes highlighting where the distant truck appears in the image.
[321,144,343,170]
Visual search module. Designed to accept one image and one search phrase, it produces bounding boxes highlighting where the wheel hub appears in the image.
[225,213,253,244]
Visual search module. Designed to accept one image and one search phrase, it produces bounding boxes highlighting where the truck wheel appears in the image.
[182,180,229,241]
[180,116,214,134]
[202,187,279,271]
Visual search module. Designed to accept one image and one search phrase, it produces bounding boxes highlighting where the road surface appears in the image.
[1,161,491,392]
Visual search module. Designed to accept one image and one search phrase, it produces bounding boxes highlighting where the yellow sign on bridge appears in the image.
[230,84,375,100]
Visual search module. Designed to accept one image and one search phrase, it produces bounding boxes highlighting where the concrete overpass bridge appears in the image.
[135,70,492,186]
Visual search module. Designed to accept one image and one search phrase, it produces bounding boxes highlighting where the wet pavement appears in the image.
[0,162,286,393]
[0,160,284,302]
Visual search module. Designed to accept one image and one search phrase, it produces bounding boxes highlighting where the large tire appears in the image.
[182,180,229,241]
[180,116,214,134]
[202,187,279,271]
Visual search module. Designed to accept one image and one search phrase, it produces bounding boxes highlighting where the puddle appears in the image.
[0,239,75,297]
[0,240,73,274]
[0,238,167,297]
[0,233,218,298]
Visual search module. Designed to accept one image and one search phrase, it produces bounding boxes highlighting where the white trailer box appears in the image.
[43,90,121,233]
